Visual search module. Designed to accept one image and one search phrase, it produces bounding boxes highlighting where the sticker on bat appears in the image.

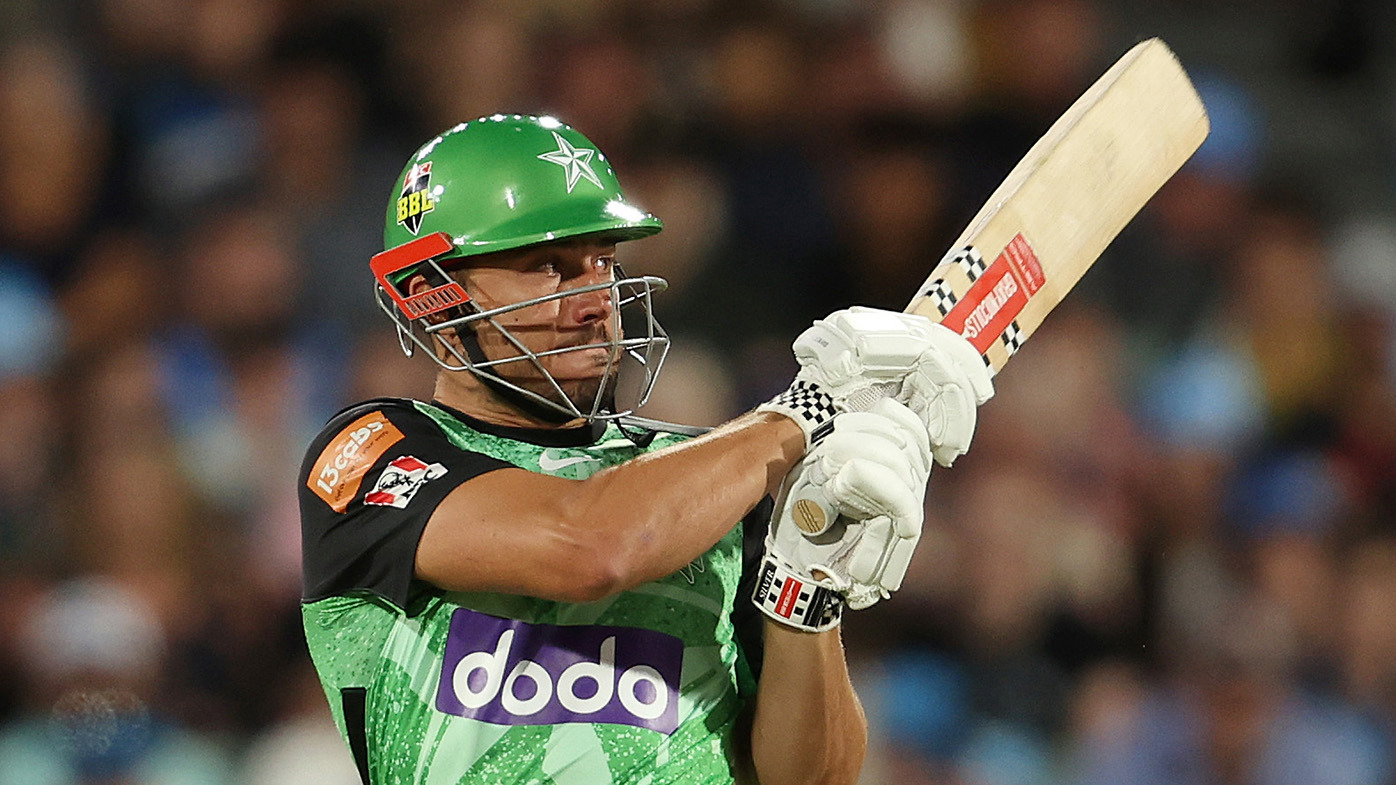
[939,234,1045,355]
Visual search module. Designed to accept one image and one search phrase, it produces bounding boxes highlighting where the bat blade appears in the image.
[787,39,1209,542]
[909,37,1210,376]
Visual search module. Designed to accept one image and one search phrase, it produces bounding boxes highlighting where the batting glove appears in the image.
[901,323,994,467]
[758,307,940,447]
[753,399,933,631]
[757,306,994,465]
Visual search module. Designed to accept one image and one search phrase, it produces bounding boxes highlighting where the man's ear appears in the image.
[406,272,434,298]
[406,273,452,327]
[404,271,470,359]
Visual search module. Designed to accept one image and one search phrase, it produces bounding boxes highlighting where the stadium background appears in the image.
[1,0,1395,782]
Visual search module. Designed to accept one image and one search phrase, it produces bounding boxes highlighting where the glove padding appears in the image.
[900,322,994,467]
[758,307,939,446]
[753,399,933,631]
[757,306,994,466]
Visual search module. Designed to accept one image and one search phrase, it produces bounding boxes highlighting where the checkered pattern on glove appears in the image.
[756,380,838,447]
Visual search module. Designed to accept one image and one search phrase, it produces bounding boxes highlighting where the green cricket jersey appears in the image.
[298,399,767,784]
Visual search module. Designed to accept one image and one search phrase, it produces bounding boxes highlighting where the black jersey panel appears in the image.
[298,398,512,607]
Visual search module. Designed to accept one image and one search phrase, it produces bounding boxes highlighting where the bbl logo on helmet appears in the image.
[397,161,436,235]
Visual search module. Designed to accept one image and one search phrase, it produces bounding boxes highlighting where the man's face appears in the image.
[453,239,621,407]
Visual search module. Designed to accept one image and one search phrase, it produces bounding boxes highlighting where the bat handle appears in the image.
[786,487,841,538]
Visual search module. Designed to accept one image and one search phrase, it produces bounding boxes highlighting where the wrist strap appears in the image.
[752,555,844,632]
[756,380,837,447]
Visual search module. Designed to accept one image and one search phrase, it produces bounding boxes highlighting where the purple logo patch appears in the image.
[436,608,683,734]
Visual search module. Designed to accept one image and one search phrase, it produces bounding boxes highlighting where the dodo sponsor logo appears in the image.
[436,608,683,735]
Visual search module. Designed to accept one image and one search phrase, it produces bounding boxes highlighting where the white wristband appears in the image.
[751,555,844,632]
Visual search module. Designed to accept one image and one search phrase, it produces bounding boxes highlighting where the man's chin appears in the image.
[501,373,611,413]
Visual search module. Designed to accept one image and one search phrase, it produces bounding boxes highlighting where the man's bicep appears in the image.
[414,468,611,602]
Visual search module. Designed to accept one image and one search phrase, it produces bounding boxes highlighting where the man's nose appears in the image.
[565,270,614,325]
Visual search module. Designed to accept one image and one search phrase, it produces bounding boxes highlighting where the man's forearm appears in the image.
[572,411,804,587]
[750,621,868,785]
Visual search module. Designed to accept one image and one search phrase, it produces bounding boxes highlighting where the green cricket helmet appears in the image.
[371,115,670,423]
[381,113,663,256]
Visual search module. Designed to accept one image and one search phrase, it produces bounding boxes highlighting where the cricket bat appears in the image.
[908,37,1209,374]
[788,39,1208,543]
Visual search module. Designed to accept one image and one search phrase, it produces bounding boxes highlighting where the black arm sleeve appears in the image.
[732,496,774,686]
[297,398,512,608]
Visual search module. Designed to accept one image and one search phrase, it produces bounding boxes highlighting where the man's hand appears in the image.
[898,322,994,467]
[752,399,932,631]
[757,306,994,465]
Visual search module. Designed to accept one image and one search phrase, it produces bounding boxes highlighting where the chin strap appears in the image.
[449,322,582,425]
[616,418,657,447]
[444,309,628,425]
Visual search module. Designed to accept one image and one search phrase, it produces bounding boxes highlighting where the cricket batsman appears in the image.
[298,114,992,784]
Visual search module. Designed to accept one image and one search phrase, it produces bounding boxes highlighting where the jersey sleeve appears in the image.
[298,399,512,608]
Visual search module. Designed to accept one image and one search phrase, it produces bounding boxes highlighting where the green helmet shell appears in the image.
[383,115,662,261]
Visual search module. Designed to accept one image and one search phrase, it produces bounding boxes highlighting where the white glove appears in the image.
[757,306,994,466]
[901,323,995,467]
[753,399,932,631]
[758,306,941,446]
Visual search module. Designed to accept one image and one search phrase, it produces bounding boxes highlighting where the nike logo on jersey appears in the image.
[538,450,602,473]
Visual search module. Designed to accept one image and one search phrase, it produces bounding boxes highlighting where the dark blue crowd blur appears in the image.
[2,1,1395,783]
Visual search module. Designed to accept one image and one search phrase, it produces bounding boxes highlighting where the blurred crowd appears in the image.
[1,0,1394,783]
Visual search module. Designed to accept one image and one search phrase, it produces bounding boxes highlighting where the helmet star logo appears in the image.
[537,132,604,193]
